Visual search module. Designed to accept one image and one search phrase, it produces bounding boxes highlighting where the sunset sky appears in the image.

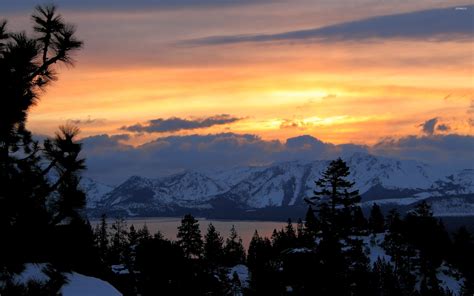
[1,0,473,183]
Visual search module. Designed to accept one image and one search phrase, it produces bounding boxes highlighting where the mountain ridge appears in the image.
[82,152,474,218]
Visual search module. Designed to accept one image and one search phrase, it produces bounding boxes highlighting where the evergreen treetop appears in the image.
[177,214,203,259]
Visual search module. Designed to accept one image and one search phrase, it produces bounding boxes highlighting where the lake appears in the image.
[100,217,287,249]
[93,215,474,250]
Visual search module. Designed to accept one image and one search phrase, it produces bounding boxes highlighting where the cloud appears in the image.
[469,118,474,127]
[81,134,132,152]
[185,5,473,45]
[67,116,105,126]
[121,114,242,133]
[420,117,438,135]
[419,118,452,135]
[468,99,474,114]
[80,133,366,184]
[372,134,474,169]
[280,119,311,130]
[436,124,450,132]
[0,0,272,12]
[80,132,474,184]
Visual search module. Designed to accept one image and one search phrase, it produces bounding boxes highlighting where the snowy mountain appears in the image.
[85,153,474,218]
[80,177,114,209]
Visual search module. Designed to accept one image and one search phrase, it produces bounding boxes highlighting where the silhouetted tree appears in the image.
[304,206,318,237]
[305,158,361,237]
[345,238,374,296]
[372,258,401,296]
[137,223,152,242]
[177,214,203,259]
[135,234,194,295]
[224,225,246,266]
[94,214,109,263]
[450,226,474,294]
[247,231,278,295]
[109,218,128,264]
[203,223,224,268]
[368,203,385,233]
[0,4,88,286]
[353,206,368,234]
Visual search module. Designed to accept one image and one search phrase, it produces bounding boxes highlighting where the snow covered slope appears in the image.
[80,177,114,209]
[10,263,122,296]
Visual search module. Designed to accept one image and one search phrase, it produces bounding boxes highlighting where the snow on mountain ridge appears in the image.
[84,152,474,214]
[80,177,114,209]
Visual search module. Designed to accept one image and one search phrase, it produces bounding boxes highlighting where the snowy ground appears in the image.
[61,272,122,296]
[349,234,464,295]
[228,264,250,288]
[12,263,122,296]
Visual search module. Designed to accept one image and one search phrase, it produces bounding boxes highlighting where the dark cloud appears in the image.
[121,114,242,133]
[0,0,272,12]
[372,134,474,170]
[436,124,450,132]
[81,134,133,152]
[67,117,105,126]
[185,5,473,45]
[81,133,367,184]
[420,117,438,135]
[80,132,474,184]
[419,118,452,135]
[280,119,310,130]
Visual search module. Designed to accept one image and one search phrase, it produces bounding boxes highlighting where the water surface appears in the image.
[100,217,287,249]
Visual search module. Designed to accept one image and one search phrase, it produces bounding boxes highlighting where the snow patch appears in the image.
[228,264,249,288]
[61,272,122,296]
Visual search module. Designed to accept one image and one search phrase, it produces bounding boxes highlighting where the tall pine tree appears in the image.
[177,214,203,259]
[368,203,385,234]
[203,223,224,268]
[223,225,246,266]
[305,158,361,237]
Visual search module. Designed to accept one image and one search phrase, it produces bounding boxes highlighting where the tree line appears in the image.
[80,158,473,296]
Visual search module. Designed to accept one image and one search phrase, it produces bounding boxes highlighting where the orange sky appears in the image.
[4,0,471,146]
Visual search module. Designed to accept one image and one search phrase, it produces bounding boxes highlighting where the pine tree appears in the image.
[405,201,450,277]
[0,4,84,274]
[124,225,139,270]
[95,214,109,263]
[296,218,313,247]
[368,203,385,233]
[296,218,304,238]
[304,205,318,238]
[285,219,297,241]
[452,227,474,294]
[372,258,401,296]
[177,214,203,259]
[305,158,360,237]
[247,231,276,295]
[109,217,129,264]
[203,223,224,267]
[224,225,246,266]
[383,209,418,295]
[247,230,262,271]
[353,206,368,234]
[137,224,152,242]
[386,209,402,233]
[345,238,373,296]
[128,225,139,248]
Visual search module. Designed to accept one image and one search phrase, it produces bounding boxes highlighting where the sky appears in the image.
[1,0,473,183]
